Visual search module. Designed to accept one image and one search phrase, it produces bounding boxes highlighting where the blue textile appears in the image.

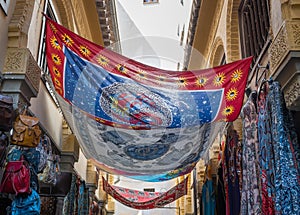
[268,82,300,215]
[202,179,215,215]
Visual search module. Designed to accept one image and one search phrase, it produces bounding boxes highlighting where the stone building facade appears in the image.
[0,0,115,214]
[183,0,300,214]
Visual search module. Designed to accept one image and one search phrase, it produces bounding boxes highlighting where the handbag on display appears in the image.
[7,146,23,162]
[11,189,40,215]
[38,136,61,185]
[38,152,60,185]
[0,94,14,132]
[0,156,31,195]
[11,110,42,148]
[36,134,51,173]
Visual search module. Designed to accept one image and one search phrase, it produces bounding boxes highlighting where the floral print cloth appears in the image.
[240,91,262,215]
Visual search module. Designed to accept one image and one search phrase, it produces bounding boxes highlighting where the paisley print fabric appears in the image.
[240,91,262,215]
[268,82,300,215]
[257,88,276,215]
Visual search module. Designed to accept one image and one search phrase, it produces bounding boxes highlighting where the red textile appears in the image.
[103,177,188,209]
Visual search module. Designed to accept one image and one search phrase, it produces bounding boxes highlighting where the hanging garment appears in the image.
[257,87,276,215]
[202,179,216,215]
[240,91,262,215]
[222,141,230,215]
[268,82,300,215]
[63,174,77,215]
[78,180,89,215]
[224,127,242,215]
[215,165,226,215]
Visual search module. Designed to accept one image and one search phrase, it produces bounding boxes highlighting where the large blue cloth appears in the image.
[268,82,300,215]
[45,17,252,181]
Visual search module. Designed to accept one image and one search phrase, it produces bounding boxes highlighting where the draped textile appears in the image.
[240,91,262,215]
[224,127,242,215]
[268,82,300,215]
[216,166,226,215]
[112,185,162,202]
[102,176,188,209]
[63,174,77,215]
[78,181,89,215]
[257,81,300,215]
[257,87,276,215]
[45,17,252,180]
[202,179,216,215]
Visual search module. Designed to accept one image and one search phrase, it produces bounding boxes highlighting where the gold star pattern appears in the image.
[156,75,165,85]
[213,72,226,86]
[79,45,91,57]
[51,54,61,65]
[96,55,109,67]
[50,36,61,50]
[226,88,238,101]
[177,76,188,88]
[53,67,61,77]
[222,106,234,116]
[195,75,208,87]
[116,64,128,74]
[231,69,242,83]
[54,78,61,87]
[136,69,146,80]
[61,33,74,47]
[49,22,57,33]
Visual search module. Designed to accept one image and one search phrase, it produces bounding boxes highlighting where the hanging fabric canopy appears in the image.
[45,17,253,181]
[102,177,188,209]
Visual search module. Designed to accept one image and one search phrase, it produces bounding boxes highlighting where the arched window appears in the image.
[239,0,270,63]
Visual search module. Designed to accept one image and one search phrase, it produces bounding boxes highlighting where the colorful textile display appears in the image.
[112,184,163,202]
[240,91,262,215]
[102,176,188,209]
[45,16,252,180]
[202,179,215,215]
[267,81,300,214]
[257,84,276,215]
[223,126,242,215]
[78,180,89,215]
[215,165,226,215]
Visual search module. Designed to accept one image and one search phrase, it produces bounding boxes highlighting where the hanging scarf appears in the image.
[268,81,300,214]
[240,91,262,215]
[224,127,242,215]
[257,85,276,215]
[202,179,216,215]
[78,180,89,215]
[63,174,77,215]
